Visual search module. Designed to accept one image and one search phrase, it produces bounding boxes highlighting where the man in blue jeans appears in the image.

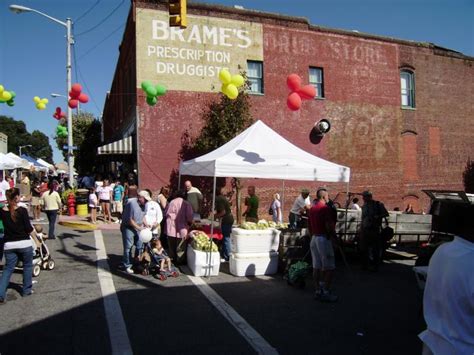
[215,187,234,262]
[119,190,146,274]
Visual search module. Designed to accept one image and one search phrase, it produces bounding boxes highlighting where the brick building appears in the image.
[100,0,474,213]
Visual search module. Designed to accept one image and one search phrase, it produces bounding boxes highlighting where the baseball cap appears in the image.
[362,190,372,197]
[138,190,152,201]
[301,188,310,194]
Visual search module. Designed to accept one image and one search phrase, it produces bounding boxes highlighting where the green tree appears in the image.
[177,77,255,222]
[54,111,102,173]
[463,159,474,193]
[0,115,53,162]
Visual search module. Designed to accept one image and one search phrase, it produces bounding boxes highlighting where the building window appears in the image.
[400,70,415,108]
[309,67,324,98]
[247,61,263,94]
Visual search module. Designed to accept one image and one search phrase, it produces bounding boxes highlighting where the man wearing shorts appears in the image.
[308,187,338,302]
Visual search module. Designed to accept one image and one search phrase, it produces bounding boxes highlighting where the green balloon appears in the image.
[141,81,153,91]
[146,96,157,106]
[146,86,157,97]
[9,91,16,98]
[156,85,166,96]
[7,100,14,106]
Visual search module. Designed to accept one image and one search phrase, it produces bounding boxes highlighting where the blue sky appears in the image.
[1,0,473,163]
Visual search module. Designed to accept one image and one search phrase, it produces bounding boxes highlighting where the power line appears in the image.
[75,0,102,24]
[75,0,125,37]
[75,62,102,113]
[78,22,125,60]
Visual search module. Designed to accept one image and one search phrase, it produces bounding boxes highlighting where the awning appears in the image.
[97,136,132,155]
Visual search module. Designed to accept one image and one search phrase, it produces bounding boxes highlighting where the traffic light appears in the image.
[169,0,187,29]
[309,119,331,144]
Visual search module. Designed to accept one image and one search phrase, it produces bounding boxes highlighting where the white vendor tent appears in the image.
[179,119,351,276]
[0,153,19,170]
[179,120,350,182]
[6,152,31,169]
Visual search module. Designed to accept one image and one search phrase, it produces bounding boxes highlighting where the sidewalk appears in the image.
[57,213,120,231]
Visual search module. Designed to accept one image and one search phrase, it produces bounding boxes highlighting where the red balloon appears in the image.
[71,83,82,95]
[287,74,301,91]
[287,92,302,111]
[68,99,78,109]
[298,85,316,100]
[78,93,89,103]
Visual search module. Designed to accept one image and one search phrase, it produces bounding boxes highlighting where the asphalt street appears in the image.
[0,223,424,355]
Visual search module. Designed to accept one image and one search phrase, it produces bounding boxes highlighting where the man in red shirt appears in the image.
[308,187,338,302]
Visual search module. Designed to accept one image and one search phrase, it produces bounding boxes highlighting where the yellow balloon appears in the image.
[0,85,4,93]
[1,91,12,101]
[33,96,41,103]
[225,84,238,99]
[231,74,244,87]
[219,69,231,85]
[42,98,49,104]
[37,103,46,110]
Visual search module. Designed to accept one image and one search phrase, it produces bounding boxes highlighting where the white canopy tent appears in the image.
[179,120,350,223]
[178,120,351,276]
[6,152,31,169]
[0,153,19,170]
[180,120,350,183]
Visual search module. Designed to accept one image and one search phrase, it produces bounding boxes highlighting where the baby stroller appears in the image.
[138,240,179,281]
[16,233,55,277]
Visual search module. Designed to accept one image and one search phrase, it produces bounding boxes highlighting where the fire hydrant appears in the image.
[67,193,76,216]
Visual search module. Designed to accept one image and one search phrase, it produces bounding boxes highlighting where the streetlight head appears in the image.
[50,93,64,98]
[9,4,32,14]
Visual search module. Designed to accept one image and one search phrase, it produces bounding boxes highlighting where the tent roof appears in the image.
[179,120,350,182]
[6,152,31,169]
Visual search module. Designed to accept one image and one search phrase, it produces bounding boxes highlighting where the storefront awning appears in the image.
[97,136,132,155]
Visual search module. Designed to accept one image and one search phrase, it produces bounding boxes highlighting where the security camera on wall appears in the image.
[309,119,331,144]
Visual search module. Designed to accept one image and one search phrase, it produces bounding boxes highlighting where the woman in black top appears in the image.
[0,188,34,303]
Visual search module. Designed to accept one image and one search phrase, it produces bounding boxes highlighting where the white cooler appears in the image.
[231,228,281,253]
[186,245,220,277]
[229,251,279,276]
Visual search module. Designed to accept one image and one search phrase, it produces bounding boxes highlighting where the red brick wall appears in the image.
[104,3,474,216]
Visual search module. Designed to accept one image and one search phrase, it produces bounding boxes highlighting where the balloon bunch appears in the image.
[0,85,16,106]
[219,69,244,100]
[286,74,316,111]
[56,125,68,138]
[68,83,89,109]
[141,81,166,106]
[34,96,49,110]
[53,107,66,120]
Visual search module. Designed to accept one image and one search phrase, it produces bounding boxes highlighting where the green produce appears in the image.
[191,233,218,253]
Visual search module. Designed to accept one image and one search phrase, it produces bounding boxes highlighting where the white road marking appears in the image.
[187,273,279,355]
[94,230,133,355]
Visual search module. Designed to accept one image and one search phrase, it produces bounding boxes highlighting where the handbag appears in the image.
[381,218,394,242]
[268,204,273,215]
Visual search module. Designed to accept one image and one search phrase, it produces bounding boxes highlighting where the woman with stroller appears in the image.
[0,188,35,304]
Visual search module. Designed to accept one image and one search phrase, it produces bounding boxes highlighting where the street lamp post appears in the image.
[10,4,75,186]
[19,144,32,157]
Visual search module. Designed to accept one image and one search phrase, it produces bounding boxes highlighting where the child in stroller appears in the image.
[150,239,179,280]
[139,238,179,280]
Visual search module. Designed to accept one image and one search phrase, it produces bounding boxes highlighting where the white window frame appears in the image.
[309,67,324,98]
[247,61,264,94]
[401,70,415,108]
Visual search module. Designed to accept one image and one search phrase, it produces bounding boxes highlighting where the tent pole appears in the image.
[281,180,285,223]
[207,175,217,278]
[178,173,181,191]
